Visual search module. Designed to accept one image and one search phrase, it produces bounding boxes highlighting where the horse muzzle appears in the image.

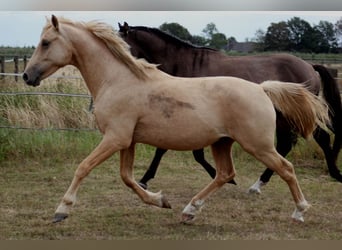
[22,69,41,87]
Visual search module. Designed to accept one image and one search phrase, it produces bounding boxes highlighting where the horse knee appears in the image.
[74,165,91,180]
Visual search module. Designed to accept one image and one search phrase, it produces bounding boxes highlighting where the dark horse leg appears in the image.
[248,128,296,193]
[249,125,342,194]
[139,148,168,189]
[139,148,236,190]
[312,64,342,182]
[313,127,342,182]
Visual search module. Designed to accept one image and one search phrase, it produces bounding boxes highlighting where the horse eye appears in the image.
[41,40,50,48]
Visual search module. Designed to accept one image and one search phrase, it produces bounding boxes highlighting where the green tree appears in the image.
[202,22,219,39]
[159,22,192,41]
[314,20,338,53]
[264,21,291,51]
[252,29,266,51]
[202,22,227,50]
[190,35,207,46]
[335,17,342,47]
[287,17,314,52]
[208,33,227,50]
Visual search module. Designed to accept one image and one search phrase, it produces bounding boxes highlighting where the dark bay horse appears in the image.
[23,16,329,222]
[119,22,342,193]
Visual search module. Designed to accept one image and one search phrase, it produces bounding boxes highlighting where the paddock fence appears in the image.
[1,55,342,132]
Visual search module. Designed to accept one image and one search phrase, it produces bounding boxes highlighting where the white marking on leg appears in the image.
[291,200,311,222]
[182,199,204,223]
[55,193,77,215]
[248,178,266,194]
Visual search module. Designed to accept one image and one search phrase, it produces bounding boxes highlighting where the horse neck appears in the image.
[69,27,136,99]
[130,31,170,60]
[129,31,223,76]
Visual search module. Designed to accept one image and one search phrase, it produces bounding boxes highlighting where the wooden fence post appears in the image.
[0,56,4,80]
[23,55,27,71]
[14,56,18,82]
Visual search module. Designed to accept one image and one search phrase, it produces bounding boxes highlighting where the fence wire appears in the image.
[0,125,98,132]
[1,76,95,131]
[1,62,341,132]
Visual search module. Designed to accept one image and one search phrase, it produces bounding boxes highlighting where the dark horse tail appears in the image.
[313,64,342,172]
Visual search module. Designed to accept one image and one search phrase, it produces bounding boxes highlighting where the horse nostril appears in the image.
[22,73,28,82]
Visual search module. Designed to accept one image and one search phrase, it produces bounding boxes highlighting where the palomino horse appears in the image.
[24,16,329,223]
[118,22,342,192]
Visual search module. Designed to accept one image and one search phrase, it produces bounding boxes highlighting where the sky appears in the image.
[1,11,342,47]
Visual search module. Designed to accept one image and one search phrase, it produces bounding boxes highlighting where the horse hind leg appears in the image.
[254,149,310,222]
[248,128,297,194]
[182,137,236,223]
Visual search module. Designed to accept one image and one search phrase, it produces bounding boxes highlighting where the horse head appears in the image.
[23,15,73,86]
[118,21,130,35]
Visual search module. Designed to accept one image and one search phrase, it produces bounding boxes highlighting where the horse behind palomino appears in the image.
[24,16,330,223]
[118,22,342,193]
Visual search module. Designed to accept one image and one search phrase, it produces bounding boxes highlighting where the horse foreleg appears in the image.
[138,148,168,189]
[120,144,171,209]
[182,138,235,223]
[53,136,119,223]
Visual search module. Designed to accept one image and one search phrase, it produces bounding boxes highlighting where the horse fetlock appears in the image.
[149,190,171,208]
[138,182,148,190]
[297,200,311,212]
[158,191,172,208]
[248,179,266,194]
[55,198,74,216]
[291,200,311,222]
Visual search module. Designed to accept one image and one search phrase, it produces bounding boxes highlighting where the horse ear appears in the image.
[119,22,129,34]
[51,15,59,31]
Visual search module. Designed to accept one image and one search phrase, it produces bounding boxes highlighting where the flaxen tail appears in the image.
[261,81,330,138]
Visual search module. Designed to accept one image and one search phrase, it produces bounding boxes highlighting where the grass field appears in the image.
[1,64,342,240]
[1,135,342,240]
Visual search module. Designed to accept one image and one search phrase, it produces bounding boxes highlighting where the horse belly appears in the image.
[133,111,223,150]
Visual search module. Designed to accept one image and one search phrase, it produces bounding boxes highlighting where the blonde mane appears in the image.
[45,17,157,80]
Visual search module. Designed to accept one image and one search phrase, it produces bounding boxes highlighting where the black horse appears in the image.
[118,22,342,191]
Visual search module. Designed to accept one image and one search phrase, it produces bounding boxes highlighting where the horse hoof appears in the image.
[181,213,195,224]
[248,187,261,194]
[228,179,237,185]
[139,182,148,190]
[52,213,68,223]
